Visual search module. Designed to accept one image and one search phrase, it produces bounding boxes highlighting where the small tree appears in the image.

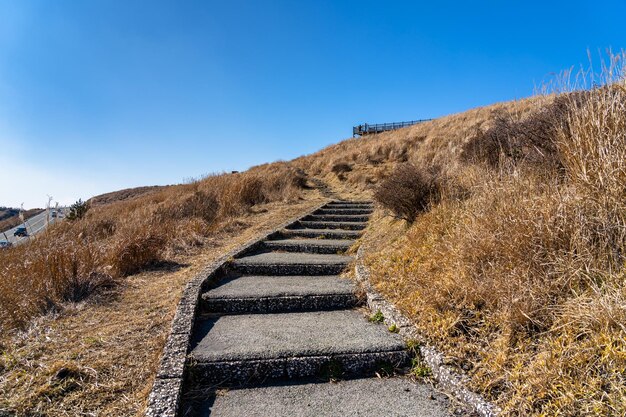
[67,199,89,221]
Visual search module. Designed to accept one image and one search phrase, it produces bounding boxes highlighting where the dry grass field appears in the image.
[2,54,625,416]
[0,162,326,414]
[294,58,626,415]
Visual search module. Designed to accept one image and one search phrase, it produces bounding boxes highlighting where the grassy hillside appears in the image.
[2,58,624,416]
[88,185,169,207]
[293,65,626,414]
[0,162,326,414]
[0,163,307,330]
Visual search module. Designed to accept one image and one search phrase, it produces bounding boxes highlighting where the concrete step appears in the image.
[201,275,360,314]
[263,238,353,254]
[305,214,370,222]
[325,203,373,209]
[190,377,452,417]
[279,228,362,240]
[292,221,367,231]
[315,208,373,215]
[231,252,352,275]
[188,310,409,385]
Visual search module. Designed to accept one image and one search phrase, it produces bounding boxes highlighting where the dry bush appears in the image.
[331,162,353,175]
[0,163,306,331]
[373,163,441,222]
[461,96,570,168]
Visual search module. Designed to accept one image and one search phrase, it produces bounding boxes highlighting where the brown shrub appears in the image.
[331,162,353,175]
[373,163,441,222]
[462,95,577,168]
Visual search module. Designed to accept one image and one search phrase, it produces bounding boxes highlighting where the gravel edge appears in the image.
[145,201,328,417]
[354,244,502,417]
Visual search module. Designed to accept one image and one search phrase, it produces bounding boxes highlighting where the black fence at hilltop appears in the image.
[353,119,433,137]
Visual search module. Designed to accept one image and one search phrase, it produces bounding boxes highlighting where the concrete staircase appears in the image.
[181,201,452,416]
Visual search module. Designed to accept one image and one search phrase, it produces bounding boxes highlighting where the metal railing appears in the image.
[353,119,433,137]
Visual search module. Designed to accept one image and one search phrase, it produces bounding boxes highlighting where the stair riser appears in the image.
[231,263,349,276]
[202,294,361,315]
[306,215,370,222]
[294,222,366,231]
[262,241,351,254]
[279,230,361,240]
[315,209,373,215]
[188,351,409,386]
[324,207,373,211]
[326,203,373,208]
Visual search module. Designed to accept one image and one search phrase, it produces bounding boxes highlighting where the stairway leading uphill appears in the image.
[181,201,453,416]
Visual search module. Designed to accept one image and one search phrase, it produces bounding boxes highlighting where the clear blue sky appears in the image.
[1,0,624,208]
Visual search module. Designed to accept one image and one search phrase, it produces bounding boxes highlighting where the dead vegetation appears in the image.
[2,50,625,416]
[373,163,441,222]
[294,54,626,415]
[0,199,321,416]
[0,162,307,331]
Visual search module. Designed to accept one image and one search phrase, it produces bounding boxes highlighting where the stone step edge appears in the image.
[294,221,367,230]
[315,209,373,215]
[145,200,330,417]
[279,229,362,239]
[187,350,409,385]
[230,263,350,276]
[201,293,361,314]
[262,241,352,254]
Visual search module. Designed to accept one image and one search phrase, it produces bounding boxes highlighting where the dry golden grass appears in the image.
[2,50,625,416]
[0,162,307,331]
[352,69,624,415]
[292,54,626,416]
[0,197,323,416]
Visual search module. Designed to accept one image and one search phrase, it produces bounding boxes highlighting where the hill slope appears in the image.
[292,85,625,413]
[1,75,625,415]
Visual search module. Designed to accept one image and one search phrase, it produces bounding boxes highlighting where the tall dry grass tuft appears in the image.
[0,163,306,331]
[361,53,626,415]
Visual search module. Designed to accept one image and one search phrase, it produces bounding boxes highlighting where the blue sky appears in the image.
[0,1,624,208]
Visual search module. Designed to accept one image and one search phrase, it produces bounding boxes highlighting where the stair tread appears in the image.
[233,252,352,266]
[190,310,405,362]
[265,238,354,248]
[203,275,356,299]
[200,377,451,417]
[281,228,362,238]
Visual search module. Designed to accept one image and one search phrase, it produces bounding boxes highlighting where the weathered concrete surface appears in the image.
[234,252,352,266]
[190,310,405,362]
[200,377,452,417]
[231,252,353,275]
[314,208,373,215]
[305,214,370,222]
[295,220,367,230]
[201,275,359,313]
[263,238,353,254]
[279,228,362,239]
[145,201,329,417]
[204,275,356,299]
